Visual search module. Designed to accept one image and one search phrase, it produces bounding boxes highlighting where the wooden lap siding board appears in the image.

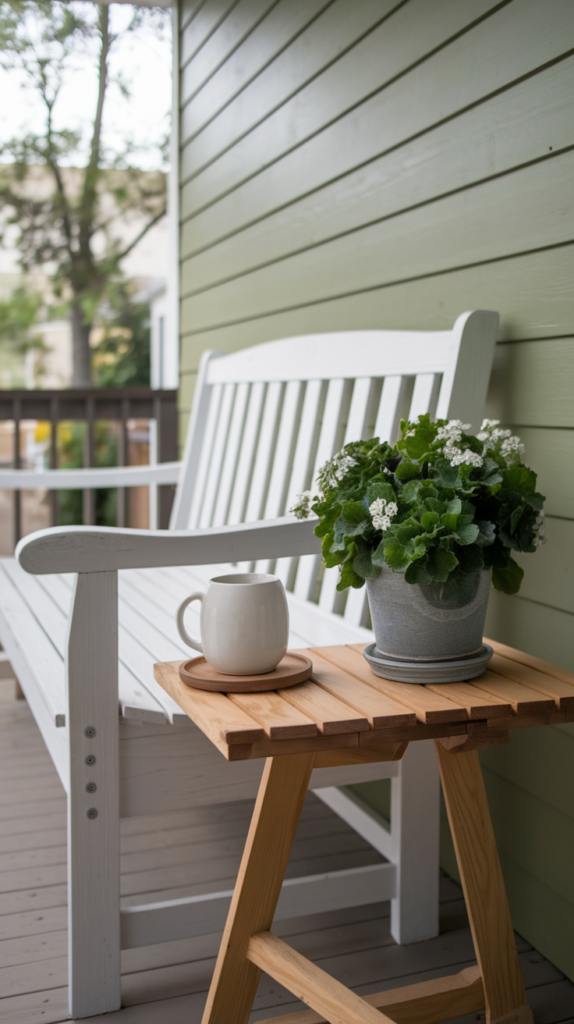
[176,0,574,979]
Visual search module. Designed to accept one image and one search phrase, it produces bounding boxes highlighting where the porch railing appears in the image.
[0,388,178,545]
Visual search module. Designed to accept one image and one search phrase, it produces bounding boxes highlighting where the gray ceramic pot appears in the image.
[365,567,492,661]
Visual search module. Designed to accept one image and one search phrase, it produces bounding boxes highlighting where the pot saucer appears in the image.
[179,651,313,692]
[363,643,494,684]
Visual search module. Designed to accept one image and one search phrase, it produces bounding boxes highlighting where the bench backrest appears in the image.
[170,310,498,626]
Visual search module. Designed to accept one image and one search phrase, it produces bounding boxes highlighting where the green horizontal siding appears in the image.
[179,245,574,370]
[177,0,574,976]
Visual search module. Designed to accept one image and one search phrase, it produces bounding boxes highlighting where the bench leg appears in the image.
[68,572,121,1018]
[390,738,440,944]
[201,751,316,1024]
[435,742,533,1024]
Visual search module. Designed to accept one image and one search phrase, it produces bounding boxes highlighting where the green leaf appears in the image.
[342,500,368,523]
[424,568,482,608]
[314,506,340,538]
[454,544,484,574]
[492,557,524,595]
[322,534,347,567]
[353,547,382,580]
[441,512,459,531]
[418,482,439,500]
[525,492,545,511]
[426,548,459,582]
[379,537,411,572]
[504,465,537,495]
[395,519,423,544]
[434,458,461,489]
[475,520,496,547]
[509,505,524,533]
[395,458,421,481]
[454,522,479,545]
[404,418,435,459]
[401,479,422,503]
[421,511,439,531]
[405,535,428,561]
[336,559,365,592]
[405,560,433,585]
[332,516,367,545]
[483,472,503,487]
[365,481,396,506]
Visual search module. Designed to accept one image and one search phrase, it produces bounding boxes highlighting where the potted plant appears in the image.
[291,416,546,682]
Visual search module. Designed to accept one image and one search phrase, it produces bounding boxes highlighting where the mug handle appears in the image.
[176,593,204,652]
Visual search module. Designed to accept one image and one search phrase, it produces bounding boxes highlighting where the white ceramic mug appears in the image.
[176,573,289,675]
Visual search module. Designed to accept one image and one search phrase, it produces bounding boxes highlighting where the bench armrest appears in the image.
[0,462,181,490]
[16,517,320,574]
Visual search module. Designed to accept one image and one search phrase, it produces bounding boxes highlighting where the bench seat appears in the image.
[0,557,386,819]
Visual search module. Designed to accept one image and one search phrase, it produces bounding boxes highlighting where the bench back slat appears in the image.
[170,312,499,619]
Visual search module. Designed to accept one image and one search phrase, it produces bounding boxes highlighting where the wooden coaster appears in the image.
[178,651,313,693]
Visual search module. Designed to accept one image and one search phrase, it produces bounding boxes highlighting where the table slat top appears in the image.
[154,639,574,761]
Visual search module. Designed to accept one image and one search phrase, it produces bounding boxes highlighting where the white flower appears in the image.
[289,491,318,519]
[480,424,525,461]
[448,447,484,468]
[336,454,357,479]
[500,435,525,458]
[533,511,547,548]
[369,497,397,532]
[321,450,358,488]
[369,497,387,518]
[480,419,501,431]
[372,513,392,531]
[436,420,471,446]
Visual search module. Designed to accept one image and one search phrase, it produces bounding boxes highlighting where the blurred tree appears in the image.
[92,281,150,387]
[0,286,46,384]
[0,286,42,345]
[0,1,168,386]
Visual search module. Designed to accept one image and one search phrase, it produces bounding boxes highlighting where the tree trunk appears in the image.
[71,303,93,387]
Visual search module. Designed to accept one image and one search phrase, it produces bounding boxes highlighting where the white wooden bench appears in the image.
[0,310,498,1018]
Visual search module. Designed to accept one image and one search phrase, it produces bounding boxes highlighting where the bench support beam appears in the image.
[120,860,396,948]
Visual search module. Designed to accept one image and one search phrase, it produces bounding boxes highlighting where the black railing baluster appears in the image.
[13,396,21,548]
[117,397,129,528]
[83,395,96,526]
[50,396,59,528]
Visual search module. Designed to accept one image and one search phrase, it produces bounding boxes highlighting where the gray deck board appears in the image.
[1,677,574,1024]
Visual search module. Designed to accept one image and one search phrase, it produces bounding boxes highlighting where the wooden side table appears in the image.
[155,639,574,1024]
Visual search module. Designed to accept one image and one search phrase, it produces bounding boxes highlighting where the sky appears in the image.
[0,2,173,172]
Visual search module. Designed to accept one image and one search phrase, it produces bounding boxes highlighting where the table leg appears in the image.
[435,742,533,1024]
[202,751,316,1024]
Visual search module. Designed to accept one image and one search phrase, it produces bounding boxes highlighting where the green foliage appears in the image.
[290,416,546,595]
[92,285,150,387]
[0,287,42,343]
[57,420,118,527]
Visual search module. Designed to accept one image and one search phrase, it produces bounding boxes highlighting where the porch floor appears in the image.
[1,676,574,1024]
